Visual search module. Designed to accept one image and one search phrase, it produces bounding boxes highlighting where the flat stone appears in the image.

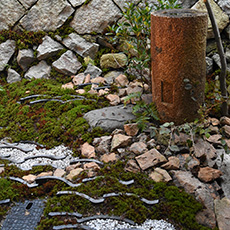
[0,40,16,71]
[207,134,222,145]
[70,0,121,34]
[125,159,140,173]
[66,168,83,181]
[100,53,127,69]
[162,156,180,170]
[220,116,230,126]
[129,142,147,155]
[198,167,222,182]
[100,153,118,163]
[192,0,229,39]
[124,123,139,136]
[95,136,112,154]
[25,61,51,79]
[84,64,102,79]
[222,125,230,138]
[83,162,100,170]
[62,33,99,59]
[115,74,129,87]
[7,68,21,84]
[61,82,74,90]
[37,36,64,60]
[53,168,66,177]
[22,174,37,184]
[104,71,123,84]
[215,197,230,230]
[111,134,132,151]
[20,0,74,31]
[81,142,96,158]
[17,49,36,71]
[91,77,105,84]
[0,0,25,30]
[83,104,136,132]
[52,50,82,75]
[194,138,216,160]
[149,167,172,182]
[36,171,53,178]
[135,149,167,171]
[106,94,121,106]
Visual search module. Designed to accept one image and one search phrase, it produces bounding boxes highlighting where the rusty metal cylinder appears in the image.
[151,9,208,124]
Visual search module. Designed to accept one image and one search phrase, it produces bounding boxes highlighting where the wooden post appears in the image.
[151,9,208,124]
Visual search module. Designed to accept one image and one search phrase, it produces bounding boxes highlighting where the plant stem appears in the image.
[204,0,228,116]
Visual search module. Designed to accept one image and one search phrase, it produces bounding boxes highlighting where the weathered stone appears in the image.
[192,0,229,39]
[22,174,37,184]
[135,149,167,171]
[111,134,132,151]
[125,159,140,173]
[222,125,230,138]
[0,40,16,71]
[0,0,25,30]
[149,167,172,182]
[65,163,81,174]
[37,36,64,60]
[162,156,180,170]
[84,64,102,79]
[91,77,105,84]
[25,61,51,79]
[129,142,147,155]
[194,139,216,160]
[70,0,121,34]
[195,209,216,229]
[208,117,220,126]
[66,168,83,181]
[215,197,230,230]
[7,68,21,84]
[63,33,99,59]
[62,82,74,90]
[19,0,37,9]
[115,74,129,87]
[198,167,222,182]
[83,104,136,132]
[218,0,230,15]
[72,73,85,86]
[124,123,139,136]
[207,134,222,145]
[206,56,213,75]
[212,53,222,68]
[17,49,36,71]
[20,0,74,31]
[68,0,85,7]
[126,82,143,96]
[81,142,96,158]
[100,53,127,69]
[53,168,66,177]
[95,136,112,154]
[100,153,118,163]
[220,116,230,126]
[106,94,121,106]
[52,50,82,75]
[104,71,123,84]
[36,171,53,178]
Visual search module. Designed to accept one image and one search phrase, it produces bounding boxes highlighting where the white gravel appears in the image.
[84,219,176,230]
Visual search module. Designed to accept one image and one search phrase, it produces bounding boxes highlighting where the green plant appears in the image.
[124,92,159,131]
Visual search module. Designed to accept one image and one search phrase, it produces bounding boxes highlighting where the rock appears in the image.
[208,117,220,126]
[63,33,99,59]
[106,94,121,106]
[7,68,21,84]
[72,73,86,86]
[115,74,129,87]
[212,53,222,68]
[226,48,230,63]
[81,142,96,158]
[129,142,147,155]
[206,56,213,75]
[135,149,167,171]
[100,53,127,69]
[206,134,222,145]
[68,0,85,7]
[17,49,36,71]
[0,40,16,71]
[52,50,82,75]
[61,82,74,90]
[192,0,229,39]
[19,0,37,9]
[70,0,121,34]
[124,123,139,136]
[125,159,140,173]
[194,139,216,161]
[83,104,136,132]
[37,36,64,60]
[95,136,112,154]
[84,64,102,79]
[36,171,53,178]
[83,162,100,170]
[179,0,197,8]
[53,168,66,177]
[100,153,118,163]
[126,81,143,96]
[66,168,83,181]
[220,116,230,126]
[222,125,230,138]
[22,174,37,184]
[65,163,81,174]
[0,0,25,30]
[149,167,172,182]
[91,77,105,84]
[20,0,74,31]
[218,0,230,15]
[225,24,230,40]
[111,134,132,151]
[0,167,4,174]
[195,209,217,229]
[198,167,222,182]
[215,197,230,230]
[25,61,51,79]
[104,71,123,84]
[162,156,180,170]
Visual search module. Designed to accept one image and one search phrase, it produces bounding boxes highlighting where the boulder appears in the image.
[100,53,127,69]
[192,0,229,39]
[0,40,16,71]
[17,49,36,71]
[0,0,25,30]
[25,61,51,79]
[7,68,21,84]
[20,0,74,31]
[83,104,136,132]
[37,36,64,60]
[70,0,122,34]
[63,33,99,59]
[52,50,82,75]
